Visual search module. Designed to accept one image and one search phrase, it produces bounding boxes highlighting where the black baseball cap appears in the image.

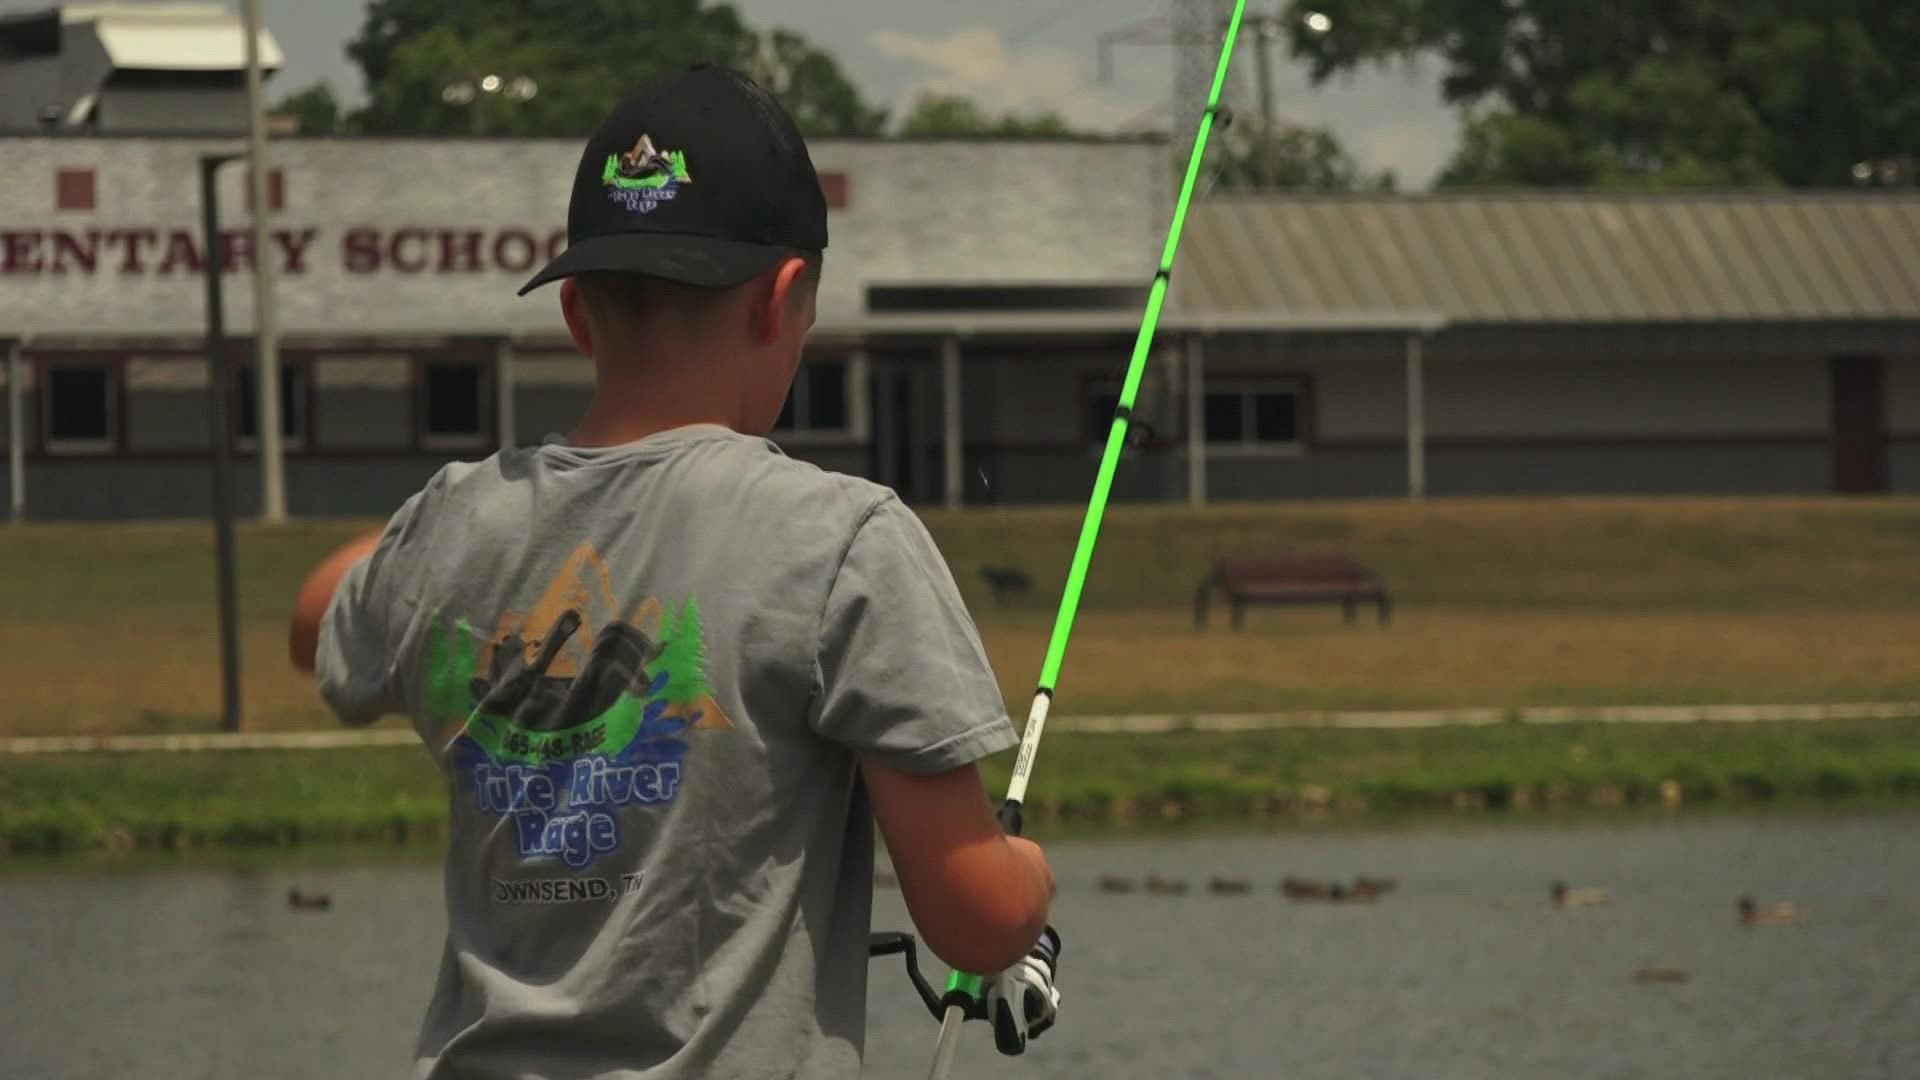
[517,63,829,296]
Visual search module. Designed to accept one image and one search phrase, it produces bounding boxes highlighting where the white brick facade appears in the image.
[0,134,1171,338]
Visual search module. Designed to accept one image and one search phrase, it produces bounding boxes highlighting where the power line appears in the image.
[1008,0,1093,41]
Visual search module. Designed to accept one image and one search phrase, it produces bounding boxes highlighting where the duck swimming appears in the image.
[1280,876,1329,900]
[1739,896,1801,926]
[1552,881,1609,908]
[1145,874,1189,895]
[287,888,332,912]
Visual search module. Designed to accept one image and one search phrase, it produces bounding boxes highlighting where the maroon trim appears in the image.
[1316,433,1835,452]
[21,336,478,356]
[19,448,475,465]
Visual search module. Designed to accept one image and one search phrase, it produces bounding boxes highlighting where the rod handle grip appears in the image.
[997,799,1024,838]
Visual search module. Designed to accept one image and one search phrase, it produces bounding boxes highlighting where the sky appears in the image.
[2,0,1462,187]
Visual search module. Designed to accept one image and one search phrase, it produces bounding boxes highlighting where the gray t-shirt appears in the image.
[315,423,1018,1079]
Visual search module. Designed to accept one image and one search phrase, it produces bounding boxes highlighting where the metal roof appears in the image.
[86,4,283,73]
[0,3,286,72]
[1173,192,1920,324]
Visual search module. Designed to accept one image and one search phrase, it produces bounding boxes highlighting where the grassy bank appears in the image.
[4,498,1920,735]
[7,718,1920,855]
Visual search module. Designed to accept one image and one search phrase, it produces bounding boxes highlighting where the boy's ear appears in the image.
[750,257,813,345]
[560,278,596,357]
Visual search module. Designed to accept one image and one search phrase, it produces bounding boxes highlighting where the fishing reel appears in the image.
[868,931,953,1022]
[869,928,1061,1056]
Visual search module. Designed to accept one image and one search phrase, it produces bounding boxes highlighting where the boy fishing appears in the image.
[289,63,1060,1079]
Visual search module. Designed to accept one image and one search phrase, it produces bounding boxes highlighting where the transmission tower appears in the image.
[1097,2,1311,166]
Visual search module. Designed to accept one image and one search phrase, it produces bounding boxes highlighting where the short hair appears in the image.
[575,249,822,326]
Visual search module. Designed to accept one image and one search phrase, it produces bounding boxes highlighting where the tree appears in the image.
[1207,122,1396,191]
[345,0,886,136]
[271,81,344,135]
[897,92,1077,136]
[1278,0,1920,188]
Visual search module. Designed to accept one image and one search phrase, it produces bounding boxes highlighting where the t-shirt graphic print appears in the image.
[423,541,730,884]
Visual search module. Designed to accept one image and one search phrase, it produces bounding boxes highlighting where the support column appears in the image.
[847,348,872,443]
[494,337,517,450]
[1405,333,1426,500]
[6,339,22,523]
[873,359,899,492]
[1185,332,1206,506]
[941,335,963,510]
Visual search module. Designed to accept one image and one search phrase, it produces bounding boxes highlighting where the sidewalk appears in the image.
[4,701,1916,755]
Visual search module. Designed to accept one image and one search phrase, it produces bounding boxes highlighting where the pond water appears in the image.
[4,810,1917,1079]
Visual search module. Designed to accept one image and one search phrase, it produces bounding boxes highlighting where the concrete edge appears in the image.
[4,701,1918,755]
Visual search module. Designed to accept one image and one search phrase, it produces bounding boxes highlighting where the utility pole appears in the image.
[1250,13,1278,133]
[240,0,286,523]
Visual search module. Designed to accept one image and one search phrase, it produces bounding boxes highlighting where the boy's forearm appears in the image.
[288,530,385,673]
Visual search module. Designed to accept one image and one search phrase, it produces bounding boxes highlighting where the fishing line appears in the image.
[909,2,1254,1076]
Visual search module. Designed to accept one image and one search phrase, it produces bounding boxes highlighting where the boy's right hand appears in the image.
[1006,836,1055,898]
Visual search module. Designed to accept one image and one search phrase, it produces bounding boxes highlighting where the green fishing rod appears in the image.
[919,3,1251,1076]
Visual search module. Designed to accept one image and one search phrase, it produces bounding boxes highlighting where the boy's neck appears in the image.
[567,398,739,448]
[566,349,748,448]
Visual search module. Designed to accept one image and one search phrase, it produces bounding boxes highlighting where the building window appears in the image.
[422,362,488,448]
[819,171,850,210]
[44,363,115,453]
[774,358,850,434]
[1203,379,1304,448]
[55,168,96,212]
[1088,388,1121,443]
[234,360,307,450]
[245,168,286,212]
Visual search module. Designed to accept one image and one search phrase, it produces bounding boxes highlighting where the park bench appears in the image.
[1193,554,1392,629]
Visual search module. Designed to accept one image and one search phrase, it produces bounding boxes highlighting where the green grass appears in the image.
[8,718,1920,855]
[0,747,447,855]
[978,717,1920,825]
[6,498,1920,735]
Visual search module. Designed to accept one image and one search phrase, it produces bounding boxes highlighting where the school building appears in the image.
[4,7,1920,520]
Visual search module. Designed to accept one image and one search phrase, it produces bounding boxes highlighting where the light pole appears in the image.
[1852,156,1916,188]
[200,153,245,734]
[442,73,539,134]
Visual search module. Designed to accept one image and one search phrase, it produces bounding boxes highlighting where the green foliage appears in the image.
[344,0,885,136]
[1280,0,1920,187]
[897,93,1078,136]
[1206,122,1397,191]
[270,81,344,135]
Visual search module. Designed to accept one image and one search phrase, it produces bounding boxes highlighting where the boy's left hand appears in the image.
[289,530,385,674]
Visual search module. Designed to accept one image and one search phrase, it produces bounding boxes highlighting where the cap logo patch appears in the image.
[602,134,691,214]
